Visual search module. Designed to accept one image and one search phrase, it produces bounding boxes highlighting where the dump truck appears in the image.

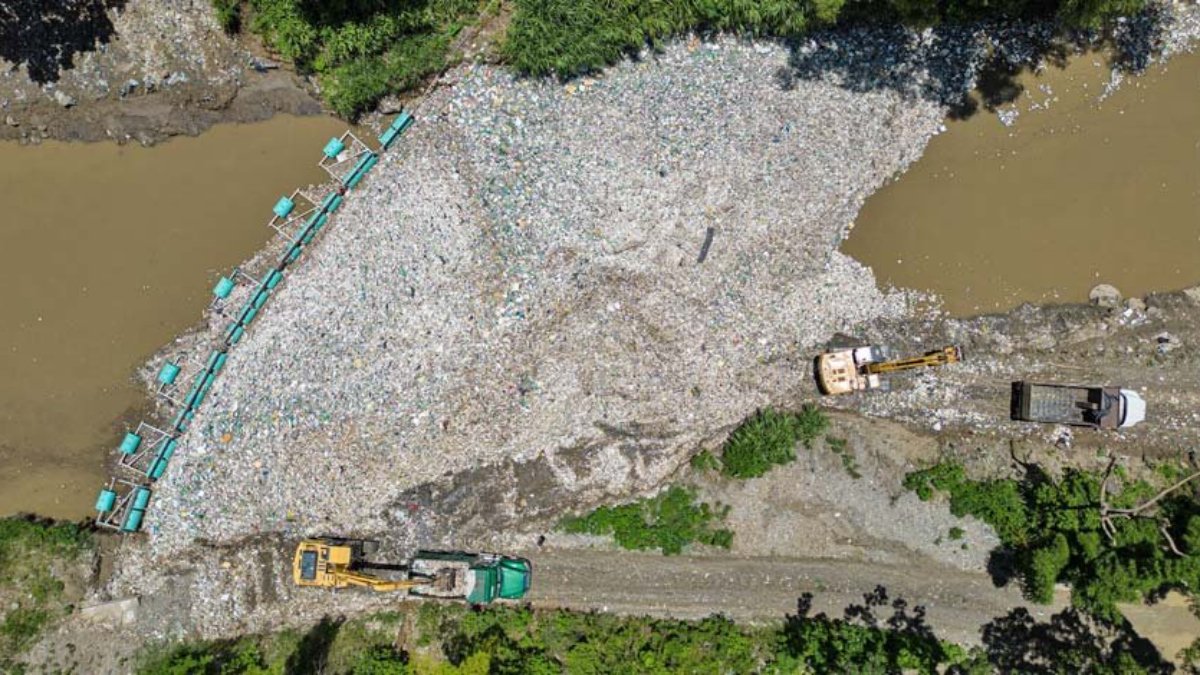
[1010,382,1146,429]
[292,538,532,604]
[816,345,963,395]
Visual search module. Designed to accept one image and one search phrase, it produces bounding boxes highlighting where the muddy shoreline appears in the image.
[0,68,323,146]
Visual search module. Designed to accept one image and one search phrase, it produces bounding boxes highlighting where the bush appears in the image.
[559,486,733,555]
[721,408,797,479]
[720,406,828,479]
[211,0,241,33]
[244,0,476,119]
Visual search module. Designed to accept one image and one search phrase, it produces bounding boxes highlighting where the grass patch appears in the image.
[0,517,92,666]
[559,485,733,555]
[719,406,828,479]
[826,436,861,480]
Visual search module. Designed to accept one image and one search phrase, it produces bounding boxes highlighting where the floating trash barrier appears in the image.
[96,112,415,533]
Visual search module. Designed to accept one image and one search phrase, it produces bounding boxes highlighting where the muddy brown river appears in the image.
[0,115,346,519]
[845,49,1200,316]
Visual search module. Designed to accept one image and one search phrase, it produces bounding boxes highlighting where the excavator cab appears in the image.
[293,539,357,588]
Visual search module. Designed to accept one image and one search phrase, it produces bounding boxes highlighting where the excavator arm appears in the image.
[865,346,962,375]
[333,570,431,592]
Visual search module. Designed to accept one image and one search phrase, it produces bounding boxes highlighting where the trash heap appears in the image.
[141,38,962,555]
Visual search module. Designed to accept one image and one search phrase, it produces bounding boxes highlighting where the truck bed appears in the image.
[1014,382,1121,428]
[407,557,473,599]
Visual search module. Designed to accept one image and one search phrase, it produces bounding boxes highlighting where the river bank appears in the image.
[0,0,321,145]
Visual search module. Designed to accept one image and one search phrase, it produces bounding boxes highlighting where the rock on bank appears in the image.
[139,39,951,557]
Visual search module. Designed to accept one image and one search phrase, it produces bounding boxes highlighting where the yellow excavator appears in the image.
[816,345,962,395]
[292,538,534,603]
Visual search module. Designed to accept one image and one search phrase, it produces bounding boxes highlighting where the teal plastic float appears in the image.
[321,193,343,214]
[273,196,294,219]
[95,489,116,512]
[265,270,283,290]
[121,487,151,532]
[227,324,245,346]
[323,137,345,158]
[379,111,414,150]
[148,457,167,480]
[119,433,141,455]
[212,276,235,299]
[157,362,180,385]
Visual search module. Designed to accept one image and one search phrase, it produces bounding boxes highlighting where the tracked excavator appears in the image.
[816,345,962,395]
[292,538,532,604]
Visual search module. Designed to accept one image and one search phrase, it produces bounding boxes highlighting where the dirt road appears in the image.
[525,548,1056,646]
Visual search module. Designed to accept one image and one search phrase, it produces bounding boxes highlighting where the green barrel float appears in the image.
[344,154,375,188]
[212,276,235,299]
[161,438,178,461]
[311,213,328,233]
[265,269,283,290]
[157,362,181,385]
[172,408,190,432]
[206,350,224,372]
[379,111,413,150]
[119,432,141,455]
[193,375,213,407]
[285,243,303,264]
[241,303,260,326]
[273,196,294,219]
[252,288,269,309]
[121,487,151,532]
[300,225,318,246]
[95,489,117,513]
[323,137,345,158]
[212,352,228,373]
[183,383,202,409]
[148,457,167,480]
[228,324,246,346]
[321,193,343,214]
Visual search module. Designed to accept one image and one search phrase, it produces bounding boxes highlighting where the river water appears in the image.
[844,49,1200,315]
[0,115,347,519]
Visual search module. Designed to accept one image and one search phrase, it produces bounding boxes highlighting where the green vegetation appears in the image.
[689,448,720,472]
[826,436,861,479]
[948,526,965,541]
[217,0,1149,118]
[904,461,1200,621]
[225,0,479,118]
[212,0,241,33]
[559,485,732,555]
[0,517,92,667]
[719,406,828,479]
[141,596,980,674]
